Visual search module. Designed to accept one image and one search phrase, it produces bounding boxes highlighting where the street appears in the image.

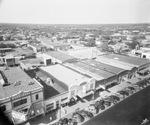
[83,84,150,125]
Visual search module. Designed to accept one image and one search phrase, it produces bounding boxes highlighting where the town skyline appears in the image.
[0,0,150,24]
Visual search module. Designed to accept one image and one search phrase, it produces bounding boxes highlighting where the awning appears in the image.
[138,68,149,74]
[29,102,44,117]
[61,99,69,104]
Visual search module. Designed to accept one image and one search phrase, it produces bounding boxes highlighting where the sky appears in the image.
[0,0,150,24]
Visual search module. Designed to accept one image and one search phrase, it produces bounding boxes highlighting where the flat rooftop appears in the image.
[0,67,42,100]
[65,47,105,59]
[46,51,79,62]
[40,64,90,88]
[20,57,44,69]
[40,39,70,47]
[100,54,150,68]
[71,62,115,79]
[81,59,128,75]
[96,56,136,70]
[29,43,47,48]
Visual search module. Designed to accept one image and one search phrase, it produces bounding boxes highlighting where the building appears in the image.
[40,39,71,51]
[39,51,79,65]
[65,47,105,60]
[19,57,44,70]
[0,67,44,125]
[0,54,20,66]
[64,61,118,90]
[96,54,150,79]
[39,64,95,99]
[28,43,48,53]
[81,59,129,83]
[131,48,150,59]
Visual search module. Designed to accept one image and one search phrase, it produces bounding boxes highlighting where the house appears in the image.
[0,67,44,125]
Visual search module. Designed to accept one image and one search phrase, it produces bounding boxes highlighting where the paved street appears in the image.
[83,84,150,125]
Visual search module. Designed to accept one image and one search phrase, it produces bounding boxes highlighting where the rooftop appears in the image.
[40,64,90,87]
[71,62,115,79]
[0,67,42,100]
[29,42,47,48]
[100,54,150,67]
[96,56,135,70]
[20,57,44,69]
[46,51,79,63]
[65,47,105,59]
[81,59,127,75]
[40,39,70,47]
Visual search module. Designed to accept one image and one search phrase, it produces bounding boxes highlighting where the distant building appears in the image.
[0,67,44,125]
[38,51,79,65]
[28,43,47,53]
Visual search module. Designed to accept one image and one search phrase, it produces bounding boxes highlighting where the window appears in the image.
[0,105,6,112]
[143,55,146,58]
[90,84,94,90]
[13,98,27,108]
[35,94,39,100]
[71,90,75,97]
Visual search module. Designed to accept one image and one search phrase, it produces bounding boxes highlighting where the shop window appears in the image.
[36,94,39,100]
[13,98,27,108]
[0,105,6,112]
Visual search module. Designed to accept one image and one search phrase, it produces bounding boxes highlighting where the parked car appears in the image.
[94,100,105,110]
[109,95,120,102]
[126,86,137,92]
[88,104,99,114]
[68,119,78,125]
[58,118,69,125]
[123,88,134,95]
[136,82,145,89]
[117,90,129,97]
[77,110,94,120]
[113,93,125,100]
[132,84,142,91]
[101,98,112,107]
[72,113,85,123]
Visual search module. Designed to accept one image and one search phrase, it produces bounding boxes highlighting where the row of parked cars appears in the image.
[52,78,150,125]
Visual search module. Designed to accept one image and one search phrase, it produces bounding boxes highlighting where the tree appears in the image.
[126,39,140,49]
[97,42,109,52]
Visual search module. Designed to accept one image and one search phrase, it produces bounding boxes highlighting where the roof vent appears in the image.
[90,63,95,66]
[28,81,35,85]
[114,57,119,60]
[15,81,21,86]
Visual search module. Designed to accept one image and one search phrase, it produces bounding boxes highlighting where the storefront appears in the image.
[28,101,45,119]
